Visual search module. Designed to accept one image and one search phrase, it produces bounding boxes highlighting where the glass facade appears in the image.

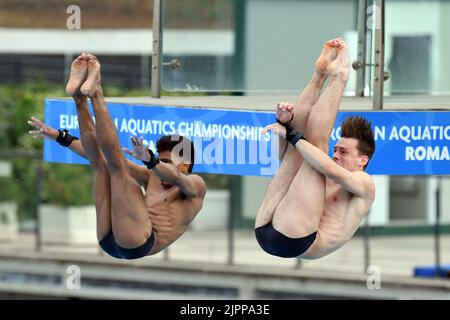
[161,0,450,96]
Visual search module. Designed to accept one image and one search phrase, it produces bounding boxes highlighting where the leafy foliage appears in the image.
[0,82,227,220]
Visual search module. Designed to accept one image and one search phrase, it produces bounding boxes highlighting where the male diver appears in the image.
[256,38,376,259]
[29,53,206,259]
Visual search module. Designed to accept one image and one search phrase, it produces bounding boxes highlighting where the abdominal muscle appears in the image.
[300,189,366,260]
[147,202,191,254]
[300,217,353,259]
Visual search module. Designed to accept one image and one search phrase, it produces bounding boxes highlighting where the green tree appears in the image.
[0,82,93,220]
[0,81,227,221]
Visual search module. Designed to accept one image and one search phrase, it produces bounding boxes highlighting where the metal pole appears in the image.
[64,53,73,83]
[373,0,385,110]
[295,258,303,269]
[34,162,42,252]
[355,0,368,97]
[151,0,163,98]
[364,211,371,273]
[227,176,238,265]
[163,248,170,261]
[140,54,151,90]
[434,176,441,278]
[233,0,246,91]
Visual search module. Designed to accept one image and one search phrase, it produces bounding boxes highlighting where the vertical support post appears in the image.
[163,248,170,261]
[227,176,235,265]
[34,162,42,252]
[233,0,246,91]
[64,53,73,83]
[373,0,385,110]
[355,0,368,97]
[140,54,151,90]
[364,211,371,274]
[228,175,241,265]
[434,176,441,278]
[151,0,163,98]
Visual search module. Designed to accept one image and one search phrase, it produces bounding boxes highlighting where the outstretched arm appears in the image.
[28,116,86,157]
[28,116,149,186]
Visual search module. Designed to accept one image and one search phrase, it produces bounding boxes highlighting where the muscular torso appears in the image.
[144,173,202,255]
[302,178,373,259]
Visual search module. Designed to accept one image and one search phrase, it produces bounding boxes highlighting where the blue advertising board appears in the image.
[44,99,450,176]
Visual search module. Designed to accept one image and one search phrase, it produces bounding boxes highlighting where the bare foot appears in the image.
[315,38,340,75]
[326,39,350,81]
[275,102,294,124]
[80,54,102,97]
[66,54,88,97]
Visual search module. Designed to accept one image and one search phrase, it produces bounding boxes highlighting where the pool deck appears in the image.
[0,230,449,299]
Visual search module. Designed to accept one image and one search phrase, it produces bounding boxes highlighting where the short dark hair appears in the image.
[340,116,375,170]
[156,135,195,173]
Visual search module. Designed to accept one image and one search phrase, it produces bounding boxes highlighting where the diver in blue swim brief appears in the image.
[28,53,206,260]
[255,38,376,260]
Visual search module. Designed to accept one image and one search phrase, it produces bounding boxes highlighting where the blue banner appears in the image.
[44,99,450,176]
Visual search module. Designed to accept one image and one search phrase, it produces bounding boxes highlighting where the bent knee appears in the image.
[305,136,328,152]
[91,159,108,172]
[106,158,128,175]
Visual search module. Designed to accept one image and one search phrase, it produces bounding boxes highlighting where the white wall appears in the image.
[0,28,234,56]
[191,190,230,230]
[439,2,450,92]
[366,176,390,226]
[439,177,450,223]
[244,0,358,92]
[242,176,271,220]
